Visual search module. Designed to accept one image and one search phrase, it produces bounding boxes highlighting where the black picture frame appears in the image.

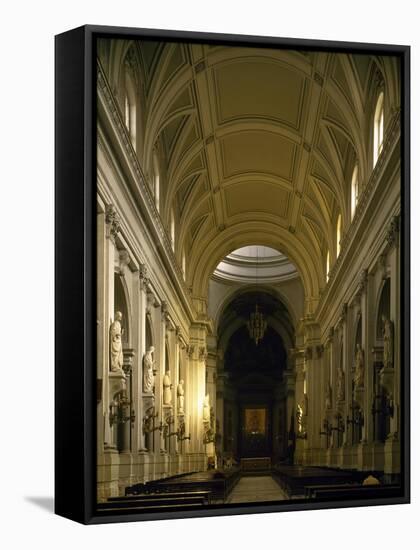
[55,24,410,525]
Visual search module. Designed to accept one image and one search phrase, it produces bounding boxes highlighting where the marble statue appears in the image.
[203,394,210,422]
[296,404,303,433]
[110,311,124,372]
[336,366,345,401]
[354,344,365,389]
[177,379,185,414]
[325,383,332,410]
[163,370,172,405]
[382,314,394,369]
[143,346,155,393]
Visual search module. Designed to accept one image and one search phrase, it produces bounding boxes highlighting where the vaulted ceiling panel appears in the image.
[220,131,297,182]
[166,87,194,116]
[177,174,204,215]
[213,60,305,129]
[352,54,372,93]
[224,181,289,218]
[162,115,188,158]
[311,159,338,199]
[138,40,162,78]
[160,44,188,87]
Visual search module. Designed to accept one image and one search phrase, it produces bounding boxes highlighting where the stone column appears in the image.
[198,345,208,466]
[310,345,323,462]
[185,344,195,468]
[332,306,346,467]
[96,210,107,454]
[345,304,355,459]
[320,329,332,459]
[185,322,207,471]
[160,303,171,460]
[175,328,189,467]
[325,330,335,464]
[216,353,226,463]
[205,345,217,465]
[121,348,135,453]
[102,205,120,450]
[147,291,163,478]
[293,349,305,463]
[355,269,374,471]
[136,266,148,453]
[384,216,400,479]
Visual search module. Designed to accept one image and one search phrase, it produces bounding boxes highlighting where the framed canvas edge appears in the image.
[55,24,411,526]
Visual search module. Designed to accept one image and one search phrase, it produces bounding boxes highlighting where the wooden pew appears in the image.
[272,465,359,496]
[125,468,241,503]
[97,490,211,514]
[304,484,401,500]
[96,502,205,515]
[110,490,211,504]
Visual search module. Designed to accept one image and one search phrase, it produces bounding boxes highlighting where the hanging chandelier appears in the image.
[247,303,267,345]
[247,246,267,345]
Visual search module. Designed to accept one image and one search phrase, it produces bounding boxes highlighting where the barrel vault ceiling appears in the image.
[100,39,399,303]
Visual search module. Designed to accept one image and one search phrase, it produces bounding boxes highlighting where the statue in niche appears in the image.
[382,315,394,369]
[354,344,365,389]
[109,311,124,373]
[203,394,210,422]
[336,366,345,401]
[177,379,185,414]
[163,370,172,405]
[143,346,155,393]
[296,404,303,434]
[324,382,332,410]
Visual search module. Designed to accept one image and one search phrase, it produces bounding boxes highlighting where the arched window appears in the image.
[170,209,175,251]
[181,248,186,280]
[373,91,384,166]
[351,164,359,220]
[336,214,342,257]
[152,151,160,211]
[326,250,330,283]
[124,71,136,147]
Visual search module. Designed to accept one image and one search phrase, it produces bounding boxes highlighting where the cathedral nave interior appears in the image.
[95,37,401,508]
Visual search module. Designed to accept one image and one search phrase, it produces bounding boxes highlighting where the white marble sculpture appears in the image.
[163,370,172,405]
[382,314,394,369]
[143,346,155,393]
[177,379,185,414]
[109,311,124,372]
[203,394,210,422]
[296,404,303,433]
[354,344,365,389]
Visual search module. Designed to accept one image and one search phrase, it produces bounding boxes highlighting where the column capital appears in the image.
[105,204,121,241]
[325,326,334,346]
[339,302,348,326]
[186,344,195,359]
[199,346,208,362]
[139,263,149,288]
[386,214,400,249]
[314,344,324,359]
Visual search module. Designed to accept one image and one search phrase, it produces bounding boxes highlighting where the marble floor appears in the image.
[226,475,289,504]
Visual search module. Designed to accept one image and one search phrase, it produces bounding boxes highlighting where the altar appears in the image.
[240,457,271,472]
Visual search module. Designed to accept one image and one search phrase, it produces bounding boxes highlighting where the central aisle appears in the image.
[226,475,289,504]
